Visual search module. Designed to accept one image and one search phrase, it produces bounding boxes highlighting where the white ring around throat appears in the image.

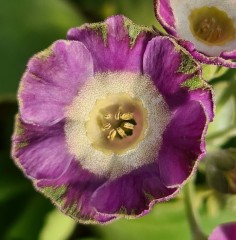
[64,72,170,179]
[170,0,236,56]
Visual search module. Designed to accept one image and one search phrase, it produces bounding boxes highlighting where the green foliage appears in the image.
[206,69,236,150]
[0,0,84,96]
[202,64,228,81]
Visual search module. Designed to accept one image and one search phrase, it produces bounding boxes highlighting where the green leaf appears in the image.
[202,64,228,81]
[95,200,191,240]
[206,70,236,150]
[201,197,236,234]
[115,0,164,30]
[0,0,84,96]
[39,210,76,240]
[4,194,53,240]
[67,0,164,32]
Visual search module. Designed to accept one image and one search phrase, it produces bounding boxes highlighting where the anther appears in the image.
[117,127,127,138]
[102,123,111,131]
[107,129,117,140]
[104,114,112,119]
[197,17,223,42]
[120,112,134,120]
[123,122,135,130]
[115,110,121,120]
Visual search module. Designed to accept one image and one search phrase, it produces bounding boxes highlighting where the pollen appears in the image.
[104,113,112,119]
[101,108,135,140]
[107,129,117,140]
[85,92,148,155]
[120,112,134,120]
[102,123,111,131]
[116,127,127,138]
[189,6,236,46]
[123,122,135,130]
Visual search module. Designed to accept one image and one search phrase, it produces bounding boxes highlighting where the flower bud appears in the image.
[206,149,236,194]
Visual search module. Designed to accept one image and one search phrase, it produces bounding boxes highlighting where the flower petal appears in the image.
[209,222,236,240]
[188,88,214,122]
[158,101,207,187]
[67,15,154,73]
[12,116,72,180]
[143,36,198,109]
[19,40,93,126]
[90,164,178,216]
[143,36,214,121]
[36,161,115,224]
[179,40,236,68]
[154,0,177,36]
[154,0,236,67]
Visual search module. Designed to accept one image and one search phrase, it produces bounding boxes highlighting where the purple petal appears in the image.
[36,161,115,223]
[91,164,178,216]
[154,1,236,67]
[143,36,214,121]
[189,88,214,122]
[221,50,236,60]
[209,222,236,240]
[179,40,236,68]
[158,100,207,187]
[67,15,153,73]
[19,40,93,126]
[12,116,72,180]
[154,0,177,36]
[143,36,197,109]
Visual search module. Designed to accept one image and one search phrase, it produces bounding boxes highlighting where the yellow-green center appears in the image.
[85,93,148,155]
[189,6,236,46]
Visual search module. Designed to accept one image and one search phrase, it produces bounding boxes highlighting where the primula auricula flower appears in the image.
[154,0,236,67]
[209,222,236,240]
[12,15,214,223]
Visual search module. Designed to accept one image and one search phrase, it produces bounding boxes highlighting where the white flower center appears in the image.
[85,93,148,155]
[189,6,236,46]
[65,72,170,178]
[170,0,236,56]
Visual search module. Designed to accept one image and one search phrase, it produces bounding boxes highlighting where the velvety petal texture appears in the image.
[12,15,214,223]
[209,222,236,240]
[154,0,236,67]
[19,40,93,126]
[12,116,73,180]
[67,15,154,73]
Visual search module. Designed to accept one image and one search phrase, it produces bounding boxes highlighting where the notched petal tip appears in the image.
[67,15,154,49]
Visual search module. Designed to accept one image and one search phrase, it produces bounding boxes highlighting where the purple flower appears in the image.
[12,15,214,223]
[154,0,236,67]
[209,222,236,240]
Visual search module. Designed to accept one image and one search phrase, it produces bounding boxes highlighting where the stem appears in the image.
[183,181,208,240]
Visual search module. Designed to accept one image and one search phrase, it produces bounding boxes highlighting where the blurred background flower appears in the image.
[209,222,236,240]
[154,0,236,67]
[1,0,236,239]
